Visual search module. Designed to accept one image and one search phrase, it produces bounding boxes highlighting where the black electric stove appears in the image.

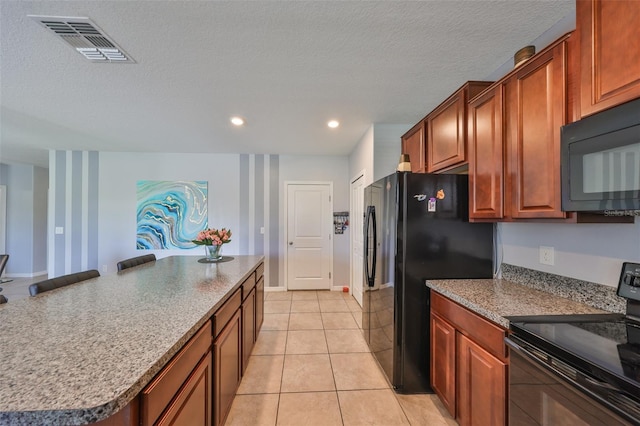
[507,263,640,425]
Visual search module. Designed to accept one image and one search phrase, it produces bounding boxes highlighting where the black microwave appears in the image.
[561,98,640,212]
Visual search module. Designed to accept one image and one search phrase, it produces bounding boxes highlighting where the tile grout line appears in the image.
[322,314,345,426]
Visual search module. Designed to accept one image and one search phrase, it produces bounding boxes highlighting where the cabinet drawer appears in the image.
[241,273,256,301]
[142,321,212,426]
[256,262,264,280]
[214,289,241,337]
[431,292,507,361]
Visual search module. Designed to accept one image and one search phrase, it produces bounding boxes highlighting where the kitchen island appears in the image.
[0,255,264,425]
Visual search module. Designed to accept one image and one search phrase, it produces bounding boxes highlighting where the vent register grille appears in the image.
[29,16,134,63]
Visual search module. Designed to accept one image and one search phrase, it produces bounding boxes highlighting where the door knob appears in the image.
[289,242,293,245]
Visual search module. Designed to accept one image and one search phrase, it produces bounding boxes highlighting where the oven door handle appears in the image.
[505,336,577,380]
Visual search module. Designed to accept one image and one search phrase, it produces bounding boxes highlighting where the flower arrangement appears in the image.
[192,228,232,246]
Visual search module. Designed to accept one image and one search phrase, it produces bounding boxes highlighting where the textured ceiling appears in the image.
[0,0,574,168]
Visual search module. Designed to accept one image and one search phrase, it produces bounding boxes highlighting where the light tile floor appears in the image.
[225,290,458,426]
[0,274,47,302]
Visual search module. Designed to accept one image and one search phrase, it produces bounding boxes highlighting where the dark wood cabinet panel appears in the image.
[427,82,492,173]
[457,333,506,426]
[505,39,568,219]
[156,352,212,426]
[214,309,242,426]
[578,0,640,117]
[256,277,264,334]
[430,312,456,417]
[241,287,256,375]
[468,86,504,219]
[401,122,426,173]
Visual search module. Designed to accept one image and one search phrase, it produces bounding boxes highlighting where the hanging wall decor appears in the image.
[333,211,349,234]
[136,180,208,249]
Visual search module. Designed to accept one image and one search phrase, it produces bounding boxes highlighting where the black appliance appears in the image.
[362,172,494,393]
[506,262,640,425]
[561,97,640,213]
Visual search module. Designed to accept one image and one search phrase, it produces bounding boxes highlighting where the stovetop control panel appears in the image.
[618,262,640,303]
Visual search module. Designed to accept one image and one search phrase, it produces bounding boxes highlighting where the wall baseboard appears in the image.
[265,286,286,292]
[332,285,350,293]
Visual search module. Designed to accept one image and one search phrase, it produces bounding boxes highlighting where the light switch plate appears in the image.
[55,227,64,235]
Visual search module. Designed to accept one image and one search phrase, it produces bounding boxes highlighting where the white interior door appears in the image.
[350,174,364,306]
[286,183,333,290]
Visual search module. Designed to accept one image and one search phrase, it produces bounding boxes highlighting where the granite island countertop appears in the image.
[426,278,608,329]
[0,255,264,425]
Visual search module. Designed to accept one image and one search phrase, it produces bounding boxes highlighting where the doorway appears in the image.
[285,182,333,290]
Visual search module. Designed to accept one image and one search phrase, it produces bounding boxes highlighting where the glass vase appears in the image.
[204,244,222,260]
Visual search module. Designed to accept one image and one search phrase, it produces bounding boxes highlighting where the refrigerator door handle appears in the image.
[365,206,377,288]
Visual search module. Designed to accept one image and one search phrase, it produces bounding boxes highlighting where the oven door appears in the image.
[506,336,638,426]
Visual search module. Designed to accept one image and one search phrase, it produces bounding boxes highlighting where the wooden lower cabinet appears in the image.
[256,277,264,333]
[214,309,242,426]
[457,334,507,426]
[430,312,456,416]
[430,292,508,426]
[242,287,256,374]
[157,352,212,426]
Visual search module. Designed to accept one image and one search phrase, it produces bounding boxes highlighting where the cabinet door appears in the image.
[242,287,256,375]
[256,277,264,334]
[578,0,640,117]
[427,93,465,172]
[506,41,568,219]
[430,313,456,417]
[401,122,426,173]
[214,309,241,426]
[457,334,506,426]
[468,86,504,220]
[157,352,212,426]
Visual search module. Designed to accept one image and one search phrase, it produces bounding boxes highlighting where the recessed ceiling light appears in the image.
[327,120,340,128]
[230,116,245,126]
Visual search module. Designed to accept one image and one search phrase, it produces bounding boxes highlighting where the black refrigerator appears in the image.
[363,172,493,393]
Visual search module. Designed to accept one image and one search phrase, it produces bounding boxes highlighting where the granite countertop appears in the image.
[0,255,263,425]
[426,278,608,329]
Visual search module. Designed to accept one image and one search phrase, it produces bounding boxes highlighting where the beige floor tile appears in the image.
[321,312,359,329]
[288,313,324,330]
[290,300,320,313]
[352,311,363,329]
[262,313,290,331]
[280,354,336,392]
[265,292,292,301]
[325,329,370,353]
[338,389,410,425]
[345,298,362,313]
[395,394,458,426]
[285,330,327,354]
[319,298,351,313]
[253,330,288,355]
[264,300,292,314]
[330,353,390,390]
[224,393,279,426]
[291,291,318,300]
[317,290,346,300]
[237,355,284,394]
[276,392,342,426]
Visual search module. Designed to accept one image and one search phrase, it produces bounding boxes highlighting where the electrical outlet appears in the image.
[539,246,555,266]
[102,264,108,273]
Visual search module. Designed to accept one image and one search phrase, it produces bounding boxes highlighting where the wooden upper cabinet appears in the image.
[468,86,504,220]
[578,0,640,117]
[427,82,492,173]
[505,37,569,219]
[401,122,426,173]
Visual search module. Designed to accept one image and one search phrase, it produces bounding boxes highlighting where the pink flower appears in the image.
[192,227,233,246]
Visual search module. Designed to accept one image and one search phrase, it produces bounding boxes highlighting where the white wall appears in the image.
[279,155,350,289]
[99,153,241,273]
[373,123,411,182]
[348,125,374,187]
[500,220,640,287]
[0,163,48,276]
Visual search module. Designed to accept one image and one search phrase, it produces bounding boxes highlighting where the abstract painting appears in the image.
[136,181,208,249]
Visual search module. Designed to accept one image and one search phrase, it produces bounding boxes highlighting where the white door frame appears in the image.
[283,181,334,291]
[349,171,365,304]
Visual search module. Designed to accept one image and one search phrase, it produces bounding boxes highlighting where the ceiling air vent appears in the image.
[29,15,135,63]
